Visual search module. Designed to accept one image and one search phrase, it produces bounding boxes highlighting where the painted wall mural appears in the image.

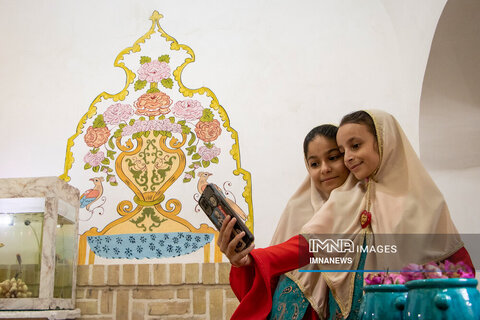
[61,11,253,265]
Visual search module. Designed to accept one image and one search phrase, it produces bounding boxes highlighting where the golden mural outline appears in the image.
[61,11,254,263]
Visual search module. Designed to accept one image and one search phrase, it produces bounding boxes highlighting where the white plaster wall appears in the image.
[419,0,480,238]
[0,0,449,247]
[429,167,480,233]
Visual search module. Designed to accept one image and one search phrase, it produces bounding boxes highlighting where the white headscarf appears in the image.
[270,177,325,246]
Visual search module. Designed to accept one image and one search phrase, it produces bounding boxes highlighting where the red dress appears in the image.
[229,235,319,320]
[229,235,475,320]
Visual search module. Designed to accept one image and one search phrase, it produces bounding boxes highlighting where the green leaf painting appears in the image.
[134,80,147,91]
[161,78,173,89]
[93,115,106,128]
[107,150,117,160]
[158,54,170,63]
[147,87,160,93]
[113,129,122,138]
[140,56,152,64]
[200,109,214,122]
[188,132,196,146]
[108,137,115,149]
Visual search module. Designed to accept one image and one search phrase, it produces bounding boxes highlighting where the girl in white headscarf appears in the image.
[219,124,349,320]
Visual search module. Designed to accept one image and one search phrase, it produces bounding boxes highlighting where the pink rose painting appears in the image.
[119,119,182,137]
[198,146,221,161]
[84,151,105,167]
[172,99,204,121]
[121,125,137,137]
[103,103,134,125]
[137,60,171,83]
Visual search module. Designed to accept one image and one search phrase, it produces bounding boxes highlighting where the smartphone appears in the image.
[198,183,254,252]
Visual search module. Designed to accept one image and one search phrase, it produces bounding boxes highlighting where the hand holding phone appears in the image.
[216,215,254,267]
[198,184,254,252]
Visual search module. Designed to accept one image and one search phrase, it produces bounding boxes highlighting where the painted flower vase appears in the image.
[359,284,408,320]
[405,278,480,320]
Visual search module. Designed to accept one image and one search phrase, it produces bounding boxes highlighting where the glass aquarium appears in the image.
[0,200,44,299]
[0,177,79,311]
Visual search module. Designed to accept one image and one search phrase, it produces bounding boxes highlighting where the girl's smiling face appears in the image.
[336,123,380,180]
[306,135,350,196]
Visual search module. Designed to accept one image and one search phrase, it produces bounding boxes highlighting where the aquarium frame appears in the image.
[0,177,79,311]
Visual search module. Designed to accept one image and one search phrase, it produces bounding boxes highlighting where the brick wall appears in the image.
[75,263,239,320]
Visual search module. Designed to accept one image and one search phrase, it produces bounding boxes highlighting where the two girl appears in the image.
[221,110,473,320]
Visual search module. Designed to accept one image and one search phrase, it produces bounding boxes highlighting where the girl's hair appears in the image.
[339,110,377,140]
[303,124,338,158]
